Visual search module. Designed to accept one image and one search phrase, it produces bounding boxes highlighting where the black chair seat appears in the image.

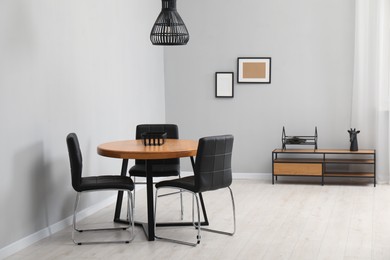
[155,176,196,192]
[78,175,135,192]
[129,164,180,178]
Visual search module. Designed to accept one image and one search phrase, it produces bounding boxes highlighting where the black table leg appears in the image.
[134,160,156,241]
[145,160,155,241]
[134,157,210,240]
[114,159,128,222]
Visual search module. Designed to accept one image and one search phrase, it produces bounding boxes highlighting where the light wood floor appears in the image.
[6,179,390,260]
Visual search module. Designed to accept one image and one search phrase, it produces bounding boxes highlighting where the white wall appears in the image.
[0,0,358,253]
[0,0,165,250]
[165,0,355,173]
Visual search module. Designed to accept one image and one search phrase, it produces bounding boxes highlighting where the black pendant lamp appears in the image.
[150,0,189,46]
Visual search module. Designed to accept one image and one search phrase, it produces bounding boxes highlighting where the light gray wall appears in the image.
[165,0,355,173]
[0,0,165,249]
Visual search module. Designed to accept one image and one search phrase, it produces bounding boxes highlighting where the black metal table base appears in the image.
[113,220,210,228]
[114,191,209,241]
[138,221,209,240]
[113,156,209,241]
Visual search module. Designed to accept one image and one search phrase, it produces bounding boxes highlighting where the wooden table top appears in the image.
[97,139,198,160]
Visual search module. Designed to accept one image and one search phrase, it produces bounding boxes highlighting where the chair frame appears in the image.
[67,132,136,245]
[72,189,135,245]
[154,186,236,246]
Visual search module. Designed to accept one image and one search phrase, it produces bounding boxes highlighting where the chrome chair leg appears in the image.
[154,188,201,246]
[199,187,236,236]
[72,191,135,245]
[179,172,184,220]
[179,189,184,220]
[73,192,81,232]
[156,173,184,220]
[131,176,136,209]
[154,187,235,246]
[135,173,185,220]
[127,191,135,236]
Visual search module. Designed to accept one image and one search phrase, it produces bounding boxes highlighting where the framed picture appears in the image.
[237,57,271,83]
[215,72,234,98]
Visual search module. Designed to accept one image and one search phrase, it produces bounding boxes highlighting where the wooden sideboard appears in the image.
[272,149,376,186]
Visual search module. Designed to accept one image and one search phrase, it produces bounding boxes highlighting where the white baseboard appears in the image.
[180,171,270,180]
[233,172,270,180]
[0,173,267,259]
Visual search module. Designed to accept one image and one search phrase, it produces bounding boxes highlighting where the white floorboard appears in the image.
[5,179,390,260]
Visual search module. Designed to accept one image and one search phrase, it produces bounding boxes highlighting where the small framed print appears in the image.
[237,57,271,83]
[215,72,234,98]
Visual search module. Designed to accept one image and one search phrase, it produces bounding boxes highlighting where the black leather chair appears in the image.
[154,135,236,246]
[66,133,135,245]
[129,124,183,218]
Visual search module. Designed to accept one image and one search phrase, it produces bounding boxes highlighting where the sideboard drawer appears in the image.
[274,163,322,176]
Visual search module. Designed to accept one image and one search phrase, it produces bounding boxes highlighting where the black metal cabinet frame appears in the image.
[272,149,376,186]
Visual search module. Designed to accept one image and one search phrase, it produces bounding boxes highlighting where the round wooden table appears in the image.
[97,139,198,241]
[98,139,198,160]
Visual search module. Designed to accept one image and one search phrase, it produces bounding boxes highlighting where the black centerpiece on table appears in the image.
[141,132,167,146]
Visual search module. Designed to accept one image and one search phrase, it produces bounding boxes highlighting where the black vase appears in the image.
[350,140,358,151]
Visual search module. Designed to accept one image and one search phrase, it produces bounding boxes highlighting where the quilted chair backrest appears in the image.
[135,124,179,140]
[194,135,234,192]
[135,124,180,166]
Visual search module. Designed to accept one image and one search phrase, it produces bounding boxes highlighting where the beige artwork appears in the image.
[242,62,266,78]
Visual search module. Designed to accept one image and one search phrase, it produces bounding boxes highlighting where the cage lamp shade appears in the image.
[150,0,189,45]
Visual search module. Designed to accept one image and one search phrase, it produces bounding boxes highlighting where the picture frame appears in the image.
[215,72,234,98]
[237,57,271,83]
